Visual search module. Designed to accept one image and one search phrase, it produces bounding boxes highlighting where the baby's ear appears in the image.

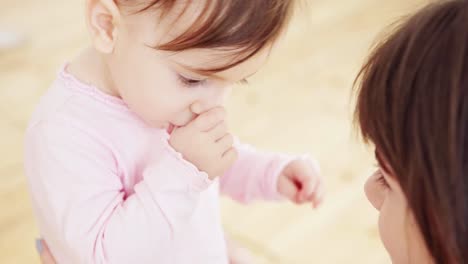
[85,0,121,53]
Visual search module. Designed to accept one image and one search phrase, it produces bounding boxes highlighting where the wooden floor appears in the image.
[0,1,427,263]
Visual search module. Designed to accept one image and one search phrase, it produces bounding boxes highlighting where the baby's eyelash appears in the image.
[177,73,249,88]
[177,74,206,87]
[238,78,249,85]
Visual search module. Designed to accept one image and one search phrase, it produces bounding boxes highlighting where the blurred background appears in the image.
[1,0,427,263]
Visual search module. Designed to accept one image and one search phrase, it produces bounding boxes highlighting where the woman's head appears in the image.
[85,0,295,127]
[355,0,468,263]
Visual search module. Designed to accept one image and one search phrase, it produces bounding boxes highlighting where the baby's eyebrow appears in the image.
[175,62,222,79]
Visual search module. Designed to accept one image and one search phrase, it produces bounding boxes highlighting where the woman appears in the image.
[356,0,467,263]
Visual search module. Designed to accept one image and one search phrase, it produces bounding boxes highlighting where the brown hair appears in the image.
[116,0,296,73]
[355,1,468,263]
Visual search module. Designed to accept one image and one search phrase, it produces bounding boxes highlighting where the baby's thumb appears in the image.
[277,175,299,202]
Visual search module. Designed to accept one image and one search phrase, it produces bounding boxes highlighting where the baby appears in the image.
[25,0,324,263]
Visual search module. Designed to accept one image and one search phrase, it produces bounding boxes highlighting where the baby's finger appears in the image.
[299,159,321,201]
[308,180,325,208]
[217,133,234,153]
[315,182,326,207]
[277,176,300,202]
[297,177,314,203]
[190,107,226,131]
[297,171,319,202]
[222,147,238,166]
[209,121,228,140]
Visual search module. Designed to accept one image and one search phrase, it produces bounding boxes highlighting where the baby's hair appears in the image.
[354,1,468,263]
[116,0,296,74]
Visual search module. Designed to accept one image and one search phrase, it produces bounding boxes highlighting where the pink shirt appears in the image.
[24,67,294,264]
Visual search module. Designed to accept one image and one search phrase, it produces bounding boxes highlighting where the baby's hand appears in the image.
[277,158,324,208]
[169,107,238,179]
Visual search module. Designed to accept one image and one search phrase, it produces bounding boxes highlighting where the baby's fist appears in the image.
[277,158,324,208]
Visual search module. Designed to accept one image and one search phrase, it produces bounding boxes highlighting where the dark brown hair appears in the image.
[355,1,467,263]
[116,0,296,73]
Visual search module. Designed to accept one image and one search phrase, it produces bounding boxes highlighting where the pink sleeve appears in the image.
[24,121,210,264]
[219,142,295,203]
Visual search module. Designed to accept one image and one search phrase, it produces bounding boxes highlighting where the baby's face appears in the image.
[365,168,432,263]
[104,3,269,129]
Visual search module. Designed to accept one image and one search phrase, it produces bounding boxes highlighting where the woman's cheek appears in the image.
[378,195,410,264]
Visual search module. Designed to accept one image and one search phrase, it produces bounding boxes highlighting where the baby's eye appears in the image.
[237,78,249,85]
[177,74,206,87]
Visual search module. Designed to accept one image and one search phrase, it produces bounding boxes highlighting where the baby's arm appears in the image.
[219,141,295,203]
[25,121,208,264]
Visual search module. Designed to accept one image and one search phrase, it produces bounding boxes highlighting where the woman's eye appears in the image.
[177,74,206,87]
[375,170,390,188]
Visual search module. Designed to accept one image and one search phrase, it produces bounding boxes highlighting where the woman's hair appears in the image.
[116,0,296,73]
[355,0,468,263]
